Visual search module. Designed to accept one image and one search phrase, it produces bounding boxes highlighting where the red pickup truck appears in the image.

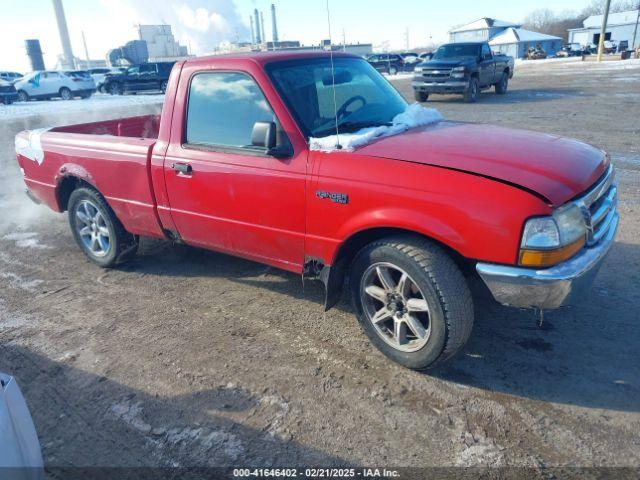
[16,52,618,370]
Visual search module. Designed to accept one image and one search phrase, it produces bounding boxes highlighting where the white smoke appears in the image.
[105,0,250,53]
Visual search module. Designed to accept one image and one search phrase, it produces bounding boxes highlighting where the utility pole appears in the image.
[81,31,90,63]
[632,1,639,50]
[597,0,612,62]
[404,27,410,51]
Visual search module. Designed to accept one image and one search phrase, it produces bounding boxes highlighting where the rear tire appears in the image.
[389,66,398,75]
[495,72,509,94]
[414,91,429,102]
[68,187,138,268]
[59,87,73,100]
[350,235,474,370]
[463,77,479,103]
[160,80,168,93]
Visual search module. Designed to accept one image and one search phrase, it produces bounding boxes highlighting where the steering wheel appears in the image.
[336,95,367,120]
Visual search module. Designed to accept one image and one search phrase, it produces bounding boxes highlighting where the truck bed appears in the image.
[16,115,165,239]
[51,114,160,139]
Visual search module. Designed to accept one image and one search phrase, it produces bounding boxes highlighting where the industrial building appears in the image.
[449,17,562,58]
[138,25,188,61]
[568,9,640,49]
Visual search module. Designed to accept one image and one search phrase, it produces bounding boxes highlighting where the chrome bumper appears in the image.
[476,213,618,309]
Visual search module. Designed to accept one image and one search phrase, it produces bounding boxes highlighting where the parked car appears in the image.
[87,68,118,93]
[399,52,421,65]
[413,42,514,102]
[16,52,618,371]
[0,71,23,84]
[556,43,583,57]
[14,71,96,101]
[418,52,434,61]
[0,79,19,105]
[525,46,547,60]
[103,62,175,95]
[366,53,405,75]
[0,372,44,480]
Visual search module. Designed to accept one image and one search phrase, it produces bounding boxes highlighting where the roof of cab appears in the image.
[185,50,358,67]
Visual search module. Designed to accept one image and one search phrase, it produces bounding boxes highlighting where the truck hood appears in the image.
[356,121,607,206]
[419,60,474,69]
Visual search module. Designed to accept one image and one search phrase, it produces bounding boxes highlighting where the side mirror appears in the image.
[251,121,293,158]
[251,121,277,150]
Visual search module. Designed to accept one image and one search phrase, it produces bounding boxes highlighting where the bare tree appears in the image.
[582,0,639,15]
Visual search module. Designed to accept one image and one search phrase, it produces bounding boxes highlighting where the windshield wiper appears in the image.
[312,121,391,138]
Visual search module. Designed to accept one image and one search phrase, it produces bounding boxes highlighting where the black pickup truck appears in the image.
[104,62,175,95]
[412,42,514,103]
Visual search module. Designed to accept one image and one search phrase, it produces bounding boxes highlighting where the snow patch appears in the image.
[0,272,44,292]
[15,128,50,165]
[3,232,51,249]
[109,398,245,460]
[309,103,443,153]
[456,437,504,467]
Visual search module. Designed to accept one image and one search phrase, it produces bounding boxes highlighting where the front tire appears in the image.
[463,77,479,103]
[414,91,429,102]
[17,91,29,102]
[68,187,138,268]
[350,236,474,370]
[160,80,168,93]
[388,66,398,75]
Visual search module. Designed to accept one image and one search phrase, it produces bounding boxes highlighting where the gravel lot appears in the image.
[1,60,639,475]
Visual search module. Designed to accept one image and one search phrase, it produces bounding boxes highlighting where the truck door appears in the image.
[162,70,307,272]
[479,44,495,86]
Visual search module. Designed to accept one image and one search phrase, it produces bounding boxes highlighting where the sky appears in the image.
[1,0,592,72]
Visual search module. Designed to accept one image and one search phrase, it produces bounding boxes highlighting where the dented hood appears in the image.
[356,121,607,206]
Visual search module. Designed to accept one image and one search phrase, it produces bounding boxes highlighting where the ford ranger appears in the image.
[413,42,514,103]
[15,52,618,370]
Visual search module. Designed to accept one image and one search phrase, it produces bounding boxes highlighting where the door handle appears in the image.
[172,163,192,175]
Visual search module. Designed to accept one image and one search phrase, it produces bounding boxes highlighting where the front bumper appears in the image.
[0,91,19,103]
[412,80,468,94]
[476,213,618,309]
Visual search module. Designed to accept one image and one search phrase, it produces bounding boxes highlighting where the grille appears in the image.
[417,69,451,82]
[573,165,617,246]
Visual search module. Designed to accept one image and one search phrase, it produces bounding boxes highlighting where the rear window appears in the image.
[185,72,276,149]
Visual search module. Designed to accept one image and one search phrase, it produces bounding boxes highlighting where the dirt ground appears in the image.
[1,60,639,476]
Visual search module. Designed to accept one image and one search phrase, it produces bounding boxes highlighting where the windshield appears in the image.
[432,44,480,60]
[266,57,408,138]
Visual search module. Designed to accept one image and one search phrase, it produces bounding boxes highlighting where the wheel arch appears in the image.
[55,165,98,211]
[318,226,470,311]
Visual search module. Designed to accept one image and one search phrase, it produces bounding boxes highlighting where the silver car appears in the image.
[0,373,44,480]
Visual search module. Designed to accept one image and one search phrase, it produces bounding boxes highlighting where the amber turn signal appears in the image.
[519,237,586,268]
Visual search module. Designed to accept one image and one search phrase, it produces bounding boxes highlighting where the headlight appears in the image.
[450,66,467,78]
[414,66,423,73]
[519,204,586,267]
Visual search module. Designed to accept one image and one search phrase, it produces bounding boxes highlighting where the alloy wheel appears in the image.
[360,262,432,352]
[75,200,111,257]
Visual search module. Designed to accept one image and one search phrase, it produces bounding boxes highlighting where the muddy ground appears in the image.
[0,61,639,476]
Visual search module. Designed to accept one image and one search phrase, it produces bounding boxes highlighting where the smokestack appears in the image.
[25,40,45,71]
[271,4,279,43]
[51,0,74,69]
[254,9,262,44]
[260,11,266,46]
[250,15,255,44]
